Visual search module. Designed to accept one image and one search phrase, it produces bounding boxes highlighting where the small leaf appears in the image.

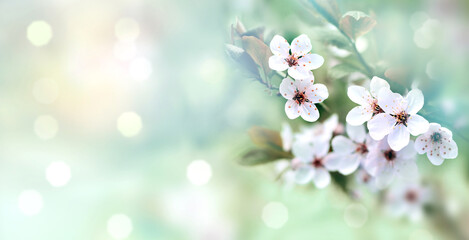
[339,11,377,40]
[310,27,352,51]
[241,26,265,40]
[225,44,259,77]
[248,126,283,151]
[308,0,341,26]
[242,36,272,78]
[239,148,291,166]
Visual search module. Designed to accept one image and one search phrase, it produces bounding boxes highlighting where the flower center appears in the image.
[311,158,323,168]
[292,90,309,105]
[405,190,418,203]
[391,111,410,127]
[371,99,384,116]
[383,149,396,161]
[431,132,441,143]
[285,55,299,67]
[355,143,368,155]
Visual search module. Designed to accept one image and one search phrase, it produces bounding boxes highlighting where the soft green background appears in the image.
[0,0,468,239]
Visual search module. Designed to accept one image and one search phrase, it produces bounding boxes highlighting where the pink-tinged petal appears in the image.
[363,153,384,177]
[332,135,356,153]
[348,85,372,105]
[440,138,458,159]
[375,164,395,189]
[300,103,320,122]
[406,114,429,136]
[367,113,395,140]
[414,135,431,154]
[405,89,424,115]
[312,168,331,189]
[279,78,296,99]
[346,123,366,143]
[294,165,314,184]
[388,125,410,151]
[378,88,405,114]
[369,76,390,98]
[290,34,312,57]
[298,53,324,70]
[295,78,314,92]
[269,35,290,57]
[285,100,300,119]
[395,159,418,180]
[288,66,312,80]
[268,55,288,71]
[323,153,342,171]
[307,83,329,103]
[427,150,445,165]
[346,106,373,126]
[338,153,361,175]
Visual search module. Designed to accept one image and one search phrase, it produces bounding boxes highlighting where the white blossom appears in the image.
[415,123,458,165]
[385,181,431,221]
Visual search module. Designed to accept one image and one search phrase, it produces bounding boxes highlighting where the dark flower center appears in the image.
[371,100,384,116]
[431,132,441,143]
[285,55,299,67]
[391,111,410,127]
[405,190,418,203]
[383,149,396,161]
[356,143,369,155]
[292,90,309,105]
[311,158,323,168]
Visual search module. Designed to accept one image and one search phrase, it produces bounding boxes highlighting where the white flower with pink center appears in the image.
[367,88,430,151]
[269,34,324,79]
[415,123,458,165]
[279,76,329,122]
[385,182,431,221]
[363,136,418,189]
[346,76,390,126]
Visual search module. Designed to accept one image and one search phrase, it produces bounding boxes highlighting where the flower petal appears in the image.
[427,151,445,165]
[346,106,373,126]
[298,53,324,70]
[405,89,424,115]
[285,100,300,119]
[367,113,395,140]
[440,138,458,159]
[307,83,329,103]
[346,123,366,143]
[312,168,331,189]
[395,159,418,180]
[279,78,296,99]
[281,123,293,152]
[290,34,312,57]
[294,165,314,184]
[268,55,288,71]
[332,135,356,153]
[406,114,429,136]
[323,153,342,170]
[292,142,314,162]
[388,125,410,151]
[369,76,390,98]
[288,66,312,80]
[378,88,405,114]
[414,135,430,154]
[338,153,361,175]
[396,140,417,160]
[348,86,372,105]
[269,35,290,57]
[300,103,320,122]
[375,164,395,189]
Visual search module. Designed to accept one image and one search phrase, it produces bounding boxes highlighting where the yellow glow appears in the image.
[27,21,53,46]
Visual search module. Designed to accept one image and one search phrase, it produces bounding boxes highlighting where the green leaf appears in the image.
[239,148,291,166]
[242,36,272,79]
[339,11,377,40]
[225,43,259,78]
[248,126,283,151]
[308,0,341,26]
[310,27,352,51]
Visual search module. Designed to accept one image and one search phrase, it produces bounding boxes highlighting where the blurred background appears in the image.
[0,0,468,239]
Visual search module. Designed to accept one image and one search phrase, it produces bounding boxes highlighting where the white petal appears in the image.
[323,153,342,170]
[269,35,290,57]
[369,76,390,98]
[388,125,410,151]
[427,151,445,165]
[300,103,320,122]
[279,78,296,99]
[298,53,324,70]
[414,135,431,154]
[347,86,372,105]
[406,114,429,136]
[367,113,395,140]
[405,89,424,115]
[440,138,458,159]
[395,159,419,180]
[294,165,314,184]
[375,165,395,189]
[396,140,417,160]
[292,142,314,162]
[338,154,361,175]
[346,123,366,143]
[378,88,405,114]
[281,123,293,152]
[307,83,329,103]
[346,106,373,126]
[312,168,331,189]
[312,139,330,158]
[295,78,313,92]
[268,55,288,71]
[440,126,453,138]
[290,34,312,57]
[332,136,356,153]
[285,100,300,119]
[288,66,312,80]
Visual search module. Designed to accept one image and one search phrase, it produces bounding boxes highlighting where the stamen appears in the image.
[292,90,309,105]
[383,149,396,161]
[355,143,368,155]
[405,190,418,203]
[311,158,323,168]
[285,55,299,67]
[431,132,441,143]
[371,99,384,116]
[391,111,410,127]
